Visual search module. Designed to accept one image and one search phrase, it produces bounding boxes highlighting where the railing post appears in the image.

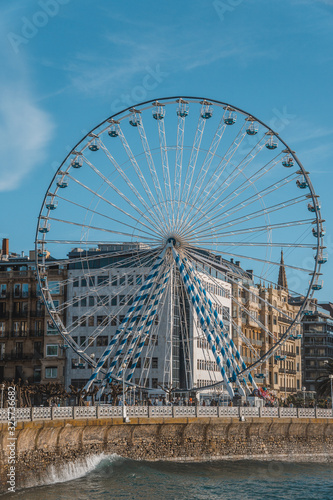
[97,405,102,419]
[30,407,34,421]
[51,407,56,420]
[172,405,176,418]
[195,405,199,418]
[148,406,153,418]
[278,407,282,418]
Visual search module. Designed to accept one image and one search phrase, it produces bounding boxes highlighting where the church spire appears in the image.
[277,249,288,290]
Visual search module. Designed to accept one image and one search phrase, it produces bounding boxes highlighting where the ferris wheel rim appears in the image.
[35,95,324,394]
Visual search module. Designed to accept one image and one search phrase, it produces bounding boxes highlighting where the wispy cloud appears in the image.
[0,9,55,192]
[0,88,54,191]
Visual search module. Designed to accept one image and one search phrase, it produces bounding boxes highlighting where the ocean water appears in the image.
[1,455,333,500]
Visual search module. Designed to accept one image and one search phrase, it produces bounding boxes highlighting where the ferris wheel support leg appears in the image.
[172,248,235,398]
[194,273,257,392]
[83,249,168,393]
[108,269,170,381]
[184,259,250,395]
[125,272,170,383]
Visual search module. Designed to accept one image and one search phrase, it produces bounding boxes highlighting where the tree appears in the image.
[316,359,333,399]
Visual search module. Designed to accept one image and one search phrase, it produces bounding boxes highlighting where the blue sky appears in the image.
[0,0,332,299]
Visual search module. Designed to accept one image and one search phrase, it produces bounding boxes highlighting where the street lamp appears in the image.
[122,363,126,418]
[329,375,333,412]
[1,384,4,409]
[302,386,306,407]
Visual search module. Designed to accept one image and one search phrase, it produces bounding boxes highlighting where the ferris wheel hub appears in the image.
[165,233,185,249]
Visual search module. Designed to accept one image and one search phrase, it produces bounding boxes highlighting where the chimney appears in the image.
[2,238,9,256]
[246,269,253,280]
[235,261,240,267]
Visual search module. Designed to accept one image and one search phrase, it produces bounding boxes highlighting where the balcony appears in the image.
[11,331,28,338]
[30,310,45,317]
[281,350,296,358]
[280,387,296,393]
[279,368,297,375]
[12,311,29,319]
[0,352,34,361]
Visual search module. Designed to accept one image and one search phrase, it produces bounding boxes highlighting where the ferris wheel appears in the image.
[36,96,325,398]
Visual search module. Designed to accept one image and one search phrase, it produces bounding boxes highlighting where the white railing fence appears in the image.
[0,406,332,423]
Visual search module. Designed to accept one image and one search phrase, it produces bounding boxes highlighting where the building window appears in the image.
[96,336,108,346]
[128,275,133,285]
[136,275,142,285]
[97,296,108,306]
[89,296,95,307]
[111,276,117,286]
[97,275,108,286]
[22,284,29,297]
[33,367,41,383]
[0,322,5,337]
[81,278,87,287]
[81,297,87,307]
[111,316,117,326]
[45,367,58,379]
[46,344,58,357]
[72,316,79,328]
[73,278,79,287]
[80,336,86,346]
[119,276,125,286]
[0,284,6,297]
[111,296,117,306]
[15,342,23,356]
[35,320,42,336]
[152,357,158,369]
[14,284,21,297]
[97,316,107,326]
[152,378,158,389]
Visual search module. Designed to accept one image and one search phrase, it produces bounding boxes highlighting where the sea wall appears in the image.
[1,416,333,492]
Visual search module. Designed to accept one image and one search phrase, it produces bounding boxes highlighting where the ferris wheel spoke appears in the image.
[155,103,173,225]
[177,105,207,228]
[203,248,314,274]
[184,154,287,233]
[53,192,161,240]
[190,196,308,239]
[186,116,227,208]
[98,138,165,231]
[192,135,268,225]
[117,123,169,229]
[174,103,186,230]
[43,215,161,243]
[181,123,248,229]
[65,166,162,235]
[136,114,169,226]
[193,173,299,235]
[193,218,314,241]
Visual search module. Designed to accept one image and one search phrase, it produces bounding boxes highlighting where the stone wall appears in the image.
[1,416,333,492]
